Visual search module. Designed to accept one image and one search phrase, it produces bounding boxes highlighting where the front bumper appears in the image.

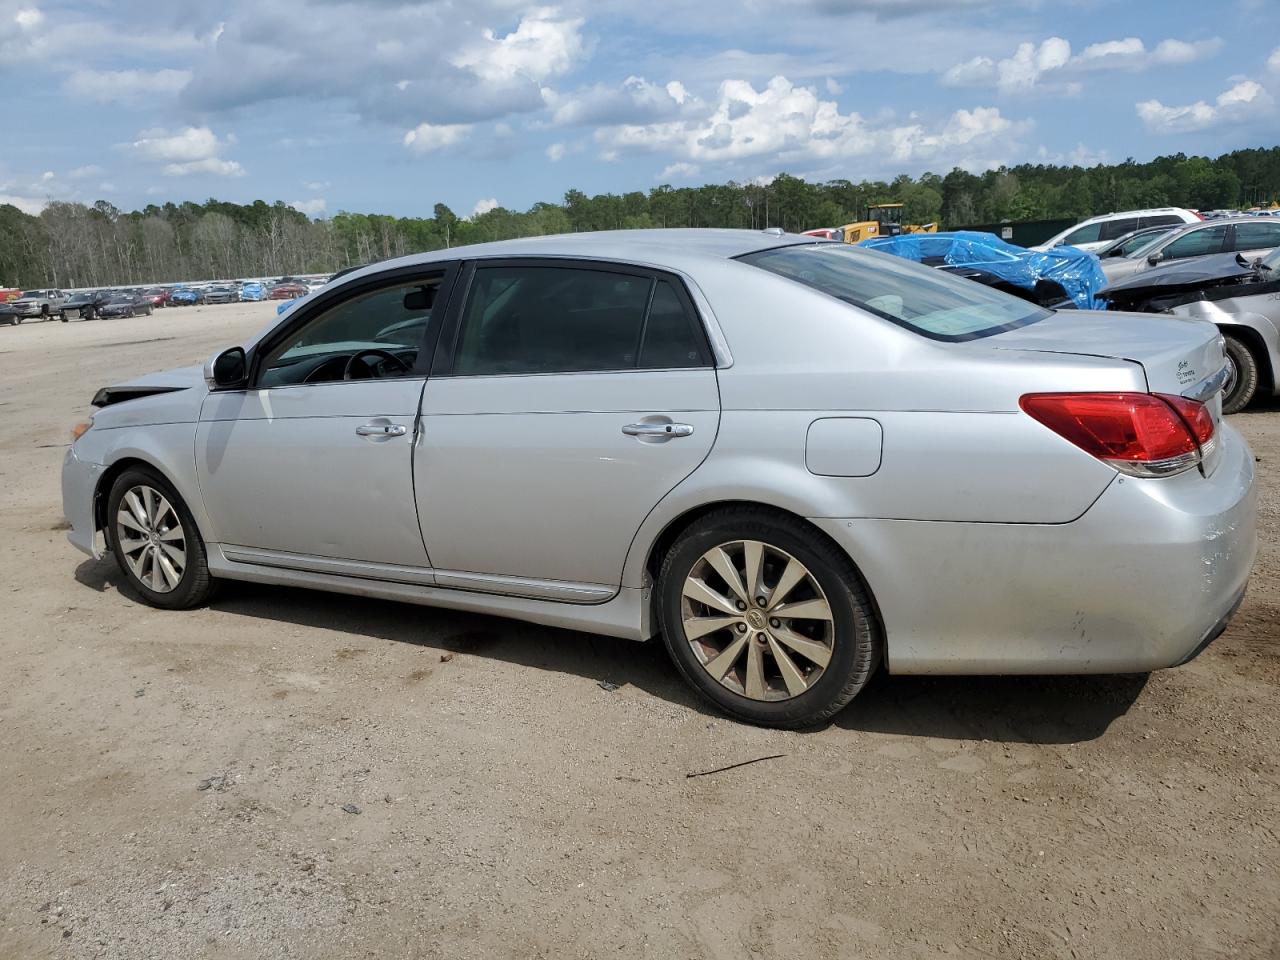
[62,446,106,558]
[813,421,1258,675]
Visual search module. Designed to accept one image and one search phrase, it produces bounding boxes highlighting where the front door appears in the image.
[415,260,720,599]
[196,267,454,570]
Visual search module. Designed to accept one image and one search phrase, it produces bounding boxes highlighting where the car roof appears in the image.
[1075,207,1195,225]
[333,229,814,285]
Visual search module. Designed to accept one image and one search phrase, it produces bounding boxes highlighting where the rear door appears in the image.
[414,259,719,600]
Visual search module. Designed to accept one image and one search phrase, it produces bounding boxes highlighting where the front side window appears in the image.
[258,275,444,387]
[452,265,707,376]
[739,243,1048,342]
[1160,225,1228,261]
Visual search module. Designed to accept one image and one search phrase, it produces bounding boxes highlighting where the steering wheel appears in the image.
[342,348,411,381]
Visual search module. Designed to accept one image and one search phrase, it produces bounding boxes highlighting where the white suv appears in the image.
[1034,208,1202,253]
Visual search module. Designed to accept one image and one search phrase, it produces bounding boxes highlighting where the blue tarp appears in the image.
[860,230,1108,310]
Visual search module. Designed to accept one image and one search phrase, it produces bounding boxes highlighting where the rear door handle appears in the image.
[356,423,407,440]
[622,421,694,439]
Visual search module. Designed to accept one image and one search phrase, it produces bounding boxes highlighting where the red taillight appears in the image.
[1020,392,1214,477]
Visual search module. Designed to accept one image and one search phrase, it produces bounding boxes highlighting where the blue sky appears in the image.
[2,0,1278,219]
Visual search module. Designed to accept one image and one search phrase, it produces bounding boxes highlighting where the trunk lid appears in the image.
[986,310,1225,410]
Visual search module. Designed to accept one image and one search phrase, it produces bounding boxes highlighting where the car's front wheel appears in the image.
[657,507,880,728]
[107,467,214,609]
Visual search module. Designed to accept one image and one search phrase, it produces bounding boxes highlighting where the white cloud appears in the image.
[471,197,499,217]
[304,180,330,191]
[544,75,694,127]
[0,193,45,215]
[64,68,190,104]
[124,126,244,176]
[1268,47,1280,73]
[596,76,1021,172]
[68,165,102,180]
[658,161,700,181]
[1136,79,1271,133]
[943,35,1222,94]
[402,122,470,153]
[14,6,41,29]
[546,142,566,161]
[288,197,327,216]
[451,8,585,84]
[824,77,844,95]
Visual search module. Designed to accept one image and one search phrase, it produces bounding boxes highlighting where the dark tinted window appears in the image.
[1098,217,1140,242]
[1232,221,1280,251]
[1140,214,1184,228]
[1161,225,1228,261]
[639,281,704,368]
[455,266,651,375]
[1060,222,1102,246]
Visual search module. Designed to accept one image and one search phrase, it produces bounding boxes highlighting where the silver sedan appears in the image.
[62,230,1257,727]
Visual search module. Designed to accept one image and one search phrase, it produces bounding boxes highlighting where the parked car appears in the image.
[1093,226,1179,260]
[62,230,1255,728]
[0,301,20,326]
[140,287,171,308]
[239,282,266,302]
[1034,207,1201,254]
[1099,216,1280,283]
[268,281,309,300]
[0,288,21,303]
[60,290,112,321]
[168,287,201,306]
[7,289,68,322]
[96,291,154,319]
[203,284,240,305]
[1102,245,1280,413]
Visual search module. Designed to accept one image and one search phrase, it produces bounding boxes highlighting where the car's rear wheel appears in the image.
[1221,333,1260,415]
[107,467,214,610]
[657,508,880,728]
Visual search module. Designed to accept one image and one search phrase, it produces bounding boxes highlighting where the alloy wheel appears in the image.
[1222,352,1238,405]
[680,539,834,702]
[116,484,187,593]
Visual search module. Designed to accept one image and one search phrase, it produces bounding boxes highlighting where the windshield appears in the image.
[1263,246,1280,271]
[739,243,1049,341]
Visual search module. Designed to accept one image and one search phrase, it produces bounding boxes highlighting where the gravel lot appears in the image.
[0,302,1277,960]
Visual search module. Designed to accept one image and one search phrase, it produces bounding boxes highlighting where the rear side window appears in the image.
[1060,222,1102,246]
[739,244,1048,342]
[452,265,709,376]
[1098,217,1140,242]
[1232,221,1280,251]
[1141,214,1184,228]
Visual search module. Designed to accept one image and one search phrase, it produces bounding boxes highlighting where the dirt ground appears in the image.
[0,302,1276,960]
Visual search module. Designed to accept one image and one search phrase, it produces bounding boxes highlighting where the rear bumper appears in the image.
[812,421,1257,675]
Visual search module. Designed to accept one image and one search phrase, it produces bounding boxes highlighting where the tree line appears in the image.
[1,146,1277,289]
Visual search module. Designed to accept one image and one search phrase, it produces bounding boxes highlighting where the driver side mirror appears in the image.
[205,346,247,390]
[1147,252,1164,266]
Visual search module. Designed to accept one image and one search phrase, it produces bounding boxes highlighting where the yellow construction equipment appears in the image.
[834,203,938,244]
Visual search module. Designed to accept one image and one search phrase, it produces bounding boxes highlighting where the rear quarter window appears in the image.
[738,244,1049,342]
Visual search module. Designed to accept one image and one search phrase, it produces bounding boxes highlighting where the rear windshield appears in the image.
[738,243,1049,342]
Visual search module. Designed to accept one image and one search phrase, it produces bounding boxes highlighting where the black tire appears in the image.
[144,305,153,316]
[1221,333,1260,415]
[60,313,68,323]
[657,507,881,728]
[106,465,215,610]
[13,314,21,325]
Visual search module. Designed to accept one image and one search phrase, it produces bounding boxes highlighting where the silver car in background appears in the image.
[1100,216,1280,283]
[62,230,1256,727]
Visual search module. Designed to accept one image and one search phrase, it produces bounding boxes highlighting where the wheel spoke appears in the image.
[159,541,186,571]
[118,534,149,554]
[117,510,147,535]
[767,634,809,696]
[149,549,165,590]
[126,547,148,581]
[683,615,740,641]
[144,488,159,526]
[771,624,833,668]
[744,639,766,699]
[742,540,764,601]
[155,550,182,589]
[704,633,749,681]
[704,546,748,603]
[768,558,807,610]
[155,496,176,530]
[124,491,149,531]
[158,525,184,542]
[772,597,832,621]
[682,577,740,617]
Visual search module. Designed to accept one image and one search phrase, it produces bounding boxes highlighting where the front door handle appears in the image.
[622,421,695,440]
[356,423,407,440]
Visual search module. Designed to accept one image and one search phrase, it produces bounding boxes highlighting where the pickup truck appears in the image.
[7,289,69,322]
